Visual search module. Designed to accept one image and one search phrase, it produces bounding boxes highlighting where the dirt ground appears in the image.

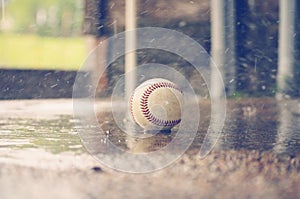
[1,149,300,199]
[0,99,300,199]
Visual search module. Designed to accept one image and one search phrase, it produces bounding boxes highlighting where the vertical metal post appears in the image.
[210,0,236,98]
[83,0,109,94]
[276,0,296,99]
[125,0,137,101]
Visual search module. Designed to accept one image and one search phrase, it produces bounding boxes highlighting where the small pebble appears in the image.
[91,166,103,173]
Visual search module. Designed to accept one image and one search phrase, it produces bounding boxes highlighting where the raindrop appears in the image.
[179,21,186,27]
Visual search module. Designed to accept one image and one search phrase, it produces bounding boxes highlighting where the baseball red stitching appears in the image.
[129,93,135,120]
[139,82,182,127]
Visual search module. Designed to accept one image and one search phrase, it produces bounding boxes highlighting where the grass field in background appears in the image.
[0,34,86,70]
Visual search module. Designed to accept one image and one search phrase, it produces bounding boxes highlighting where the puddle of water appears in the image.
[0,115,84,154]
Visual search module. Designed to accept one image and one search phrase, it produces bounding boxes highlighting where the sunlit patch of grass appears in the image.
[0,33,86,70]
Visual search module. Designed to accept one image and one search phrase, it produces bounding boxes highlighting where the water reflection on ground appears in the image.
[221,98,300,156]
[0,98,299,157]
[93,98,300,156]
[0,116,83,154]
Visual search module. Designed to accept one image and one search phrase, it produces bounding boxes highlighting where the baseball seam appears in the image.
[140,82,182,127]
[129,93,135,121]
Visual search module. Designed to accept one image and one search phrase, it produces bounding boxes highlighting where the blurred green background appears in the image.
[0,0,85,70]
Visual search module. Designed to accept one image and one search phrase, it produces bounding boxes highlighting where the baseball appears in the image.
[130,78,183,131]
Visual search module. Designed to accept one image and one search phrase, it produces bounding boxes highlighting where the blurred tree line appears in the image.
[1,0,83,36]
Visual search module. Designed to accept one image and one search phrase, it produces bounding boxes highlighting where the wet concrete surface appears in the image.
[91,98,300,156]
[0,98,300,199]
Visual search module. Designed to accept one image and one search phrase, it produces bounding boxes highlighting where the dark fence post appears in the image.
[83,0,110,95]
